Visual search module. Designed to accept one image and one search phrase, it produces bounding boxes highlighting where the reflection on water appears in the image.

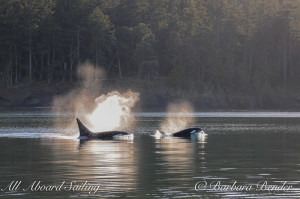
[0,111,300,198]
[75,140,136,194]
[154,137,206,174]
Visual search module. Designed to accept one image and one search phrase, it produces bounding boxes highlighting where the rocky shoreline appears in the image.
[1,82,300,111]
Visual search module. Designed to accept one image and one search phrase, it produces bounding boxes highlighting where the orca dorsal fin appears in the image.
[76,118,93,137]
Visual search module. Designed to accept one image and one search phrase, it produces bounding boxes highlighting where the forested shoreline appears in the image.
[1,0,300,104]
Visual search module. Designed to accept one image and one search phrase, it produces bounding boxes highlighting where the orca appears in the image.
[76,118,133,140]
[154,127,206,138]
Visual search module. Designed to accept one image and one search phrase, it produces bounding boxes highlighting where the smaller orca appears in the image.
[76,118,133,140]
[153,127,206,138]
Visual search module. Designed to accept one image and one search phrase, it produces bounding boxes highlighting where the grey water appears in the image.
[1,110,300,198]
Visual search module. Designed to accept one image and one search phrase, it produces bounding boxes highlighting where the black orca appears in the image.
[154,127,205,138]
[76,118,133,140]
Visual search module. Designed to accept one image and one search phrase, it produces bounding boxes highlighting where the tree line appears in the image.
[1,0,300,96]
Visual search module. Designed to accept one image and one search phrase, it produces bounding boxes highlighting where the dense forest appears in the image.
[1,0,300,98]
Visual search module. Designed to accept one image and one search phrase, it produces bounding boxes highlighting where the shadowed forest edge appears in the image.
[1,0,300,109]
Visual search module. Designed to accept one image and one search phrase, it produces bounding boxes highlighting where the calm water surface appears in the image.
[0,110,300,198]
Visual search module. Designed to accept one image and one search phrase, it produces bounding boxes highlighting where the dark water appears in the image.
[1,111,300,198]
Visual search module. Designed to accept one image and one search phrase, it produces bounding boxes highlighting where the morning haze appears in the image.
[1,1,300,199]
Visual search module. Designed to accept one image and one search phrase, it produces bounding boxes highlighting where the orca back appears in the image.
[172,128,202,137]
[76,118,130,140]
[93,131,129,139]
